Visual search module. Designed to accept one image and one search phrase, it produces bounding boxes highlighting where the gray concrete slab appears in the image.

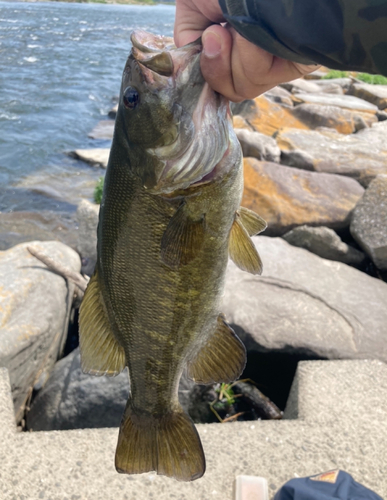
[0,360,386,500]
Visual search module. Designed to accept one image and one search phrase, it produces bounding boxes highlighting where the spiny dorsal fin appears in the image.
[116,401,205,482]
[238,207,267,236]
[79,271,126,376]
[187,314,246,384]
[160,203,205,269]
[229,216,263,275]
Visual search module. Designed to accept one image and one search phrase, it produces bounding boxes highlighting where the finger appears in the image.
[200,25,247,102]
[174,0,224,48]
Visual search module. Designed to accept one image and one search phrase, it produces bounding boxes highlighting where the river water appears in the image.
[0,1,175,248]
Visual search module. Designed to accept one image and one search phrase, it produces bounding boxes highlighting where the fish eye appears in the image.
[123,86,139,109]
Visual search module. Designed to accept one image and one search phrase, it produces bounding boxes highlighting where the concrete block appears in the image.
[0,360,386,499]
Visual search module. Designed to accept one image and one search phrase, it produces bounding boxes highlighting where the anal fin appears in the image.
[229,216,263,275]
[115,401,205,482]
[79,271,126,376]
[161,203,205,269]
[187,314,246,384]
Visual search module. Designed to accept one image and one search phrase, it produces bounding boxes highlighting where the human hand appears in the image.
[174,0,319,102]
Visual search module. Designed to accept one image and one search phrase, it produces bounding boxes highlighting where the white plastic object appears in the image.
[235,475,269,500]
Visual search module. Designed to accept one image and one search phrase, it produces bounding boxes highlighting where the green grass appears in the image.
[322,69,387,84]
[322,69,349,79]
[357,73,387,85]
[94,176,104,204]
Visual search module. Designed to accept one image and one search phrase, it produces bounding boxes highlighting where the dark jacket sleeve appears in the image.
[219,0,387,76]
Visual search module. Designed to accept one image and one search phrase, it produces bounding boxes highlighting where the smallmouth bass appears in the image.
[79,30,266,482]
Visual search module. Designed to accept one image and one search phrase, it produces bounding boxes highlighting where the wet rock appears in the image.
[282,225,365,265]
[0,210,78,251]
[69,149,110,168]
[351,175,387,270]
[291,104,377,134]
[293,92,378,112]
[0,241,81,421]
[276,122,387,186]
[235,128,280,163]
[348,83,387,110]
[108,103,118,119]
[264,86,293,107]
[242,158,364,235]
[280,78,321,94]
[26,348,195,430]
[88,120,115,140]
[76,200,99,275]
[222,236,387,361]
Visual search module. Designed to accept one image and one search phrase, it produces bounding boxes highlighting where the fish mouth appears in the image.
[128,30,235,195]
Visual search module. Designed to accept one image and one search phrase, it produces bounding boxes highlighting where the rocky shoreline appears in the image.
[1,70,387,431]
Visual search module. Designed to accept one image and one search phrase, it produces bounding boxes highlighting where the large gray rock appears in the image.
[291,103,377,134]
[263,86,293,107]
[282,225,365,265]
[27,348,195,431]
[280,78,321,94]
[76,199,100,275]
[292,92,378,112]
[222,236,387,361]
[348,83,387,110]
[277,121,387,186]
[235,128,280,162]
[69,148,110,168]
[351,175,387,270]
[0,241,81,421]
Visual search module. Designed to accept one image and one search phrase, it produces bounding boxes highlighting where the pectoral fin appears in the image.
[229,216,263,275]
[79,271,126,376]
[238,207,267,236]
[161,203,205,269]
[187,314,246,384]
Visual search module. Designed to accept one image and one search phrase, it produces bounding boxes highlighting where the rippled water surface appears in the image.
[0,1,175,233]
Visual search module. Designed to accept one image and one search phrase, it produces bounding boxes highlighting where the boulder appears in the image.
[234,95,309,137]
[76,199,100,275]
[350,175,387,270]
[235,128,281,162]
[291,104,377,134]
[312,77,353,91]
[88,120,115,140]
[280,78,322,94]
[264,86,294,107]
[26,348,195,431]
[282,225,365,265]
[69,149,110,168]
[242,158,364,235]
[293,92,378,112]
[348,83,387,110]
[276,122,387,186]
[0,210,78,251]
[0,241,81,421]
[222,236,387,361]
[108,103,118,119]
[233,115,254,130]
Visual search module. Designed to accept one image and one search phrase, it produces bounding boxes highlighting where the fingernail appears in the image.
[203,32,221,58]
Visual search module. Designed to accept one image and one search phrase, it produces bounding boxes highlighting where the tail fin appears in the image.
[115,400,205,482]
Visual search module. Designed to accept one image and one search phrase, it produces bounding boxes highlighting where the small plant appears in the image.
[356,73,387,85]
[321,69,349,79]
[94,176,104,204]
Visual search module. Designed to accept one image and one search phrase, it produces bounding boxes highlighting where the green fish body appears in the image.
[79,30,266,482]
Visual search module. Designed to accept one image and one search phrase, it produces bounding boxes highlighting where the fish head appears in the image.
[116,30,239,194]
